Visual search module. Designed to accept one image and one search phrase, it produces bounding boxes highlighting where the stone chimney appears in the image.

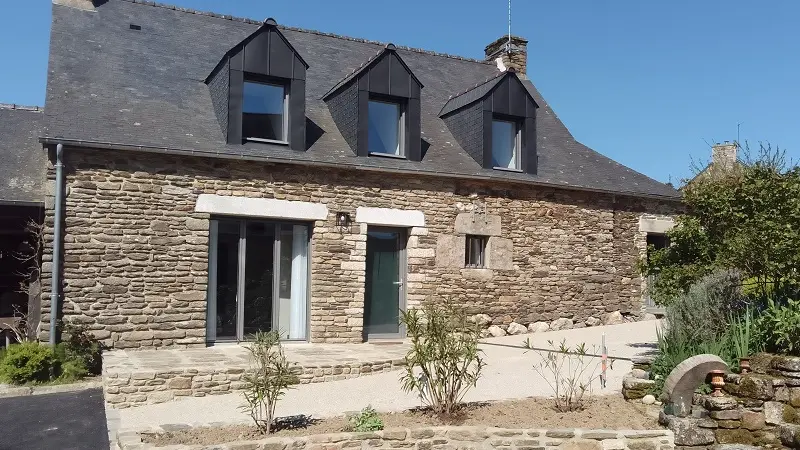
[711,141,738,169]
[485,36,528,77]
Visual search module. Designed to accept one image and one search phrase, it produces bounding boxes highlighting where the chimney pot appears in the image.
[484,35,528,77]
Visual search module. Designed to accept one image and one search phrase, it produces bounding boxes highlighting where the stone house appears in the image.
[0,104,46,345]
[5,0,681,349]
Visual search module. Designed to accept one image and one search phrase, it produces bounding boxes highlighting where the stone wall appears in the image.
[40,148,677,348]
[119,426,675,450]
[105,359,404,409]
[657,354,800,448]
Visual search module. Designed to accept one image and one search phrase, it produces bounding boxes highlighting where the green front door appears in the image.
[364,228,405,339]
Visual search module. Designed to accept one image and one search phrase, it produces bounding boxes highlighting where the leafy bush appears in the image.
[241,331,299,433]
[665,271,747,345]
[400,302,485,416]
[647,274,747,396]
[524,338,606,412]
[0,342,56,384]
[58,356,89,381]
[754,298,800,356]
[60,321,102,376]
[347,406,384,432]
[640,143,800,304]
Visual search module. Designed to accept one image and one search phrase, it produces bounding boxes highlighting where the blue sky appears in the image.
[1,1,798,184]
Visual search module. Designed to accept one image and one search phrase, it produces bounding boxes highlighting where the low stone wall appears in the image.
[657,354,800,448]
[118,426,675,450]
[105,360,404,409]
[622,354,657,402]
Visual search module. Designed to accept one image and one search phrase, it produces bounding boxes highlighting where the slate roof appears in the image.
[322,44,424,100]
[439,71,507,117]
[0,105,46,204]
[42,0,679,200]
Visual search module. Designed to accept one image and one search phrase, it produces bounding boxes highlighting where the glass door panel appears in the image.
[214,220,240,340]
[277,224,308,340]
[242,221,275,337]
[207,219,309,343]
[364,228,405,338]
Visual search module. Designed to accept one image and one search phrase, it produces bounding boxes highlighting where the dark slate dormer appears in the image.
[323,45,424,161]
[440,69,538,174]
[206,18,309,151]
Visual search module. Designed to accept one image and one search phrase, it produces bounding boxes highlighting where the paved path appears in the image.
[117,321,660,431]
[0,388,109,450]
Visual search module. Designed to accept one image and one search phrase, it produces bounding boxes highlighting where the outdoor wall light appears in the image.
[335,211,351,228]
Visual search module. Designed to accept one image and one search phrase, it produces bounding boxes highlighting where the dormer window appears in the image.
[205,18,308,151]
[243,79,288,143]
[323,44,423,161]
[440,70,538,174]
[368,98,405,156]
[491,118,521,170]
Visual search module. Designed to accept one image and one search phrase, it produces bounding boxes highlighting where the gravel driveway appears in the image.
[117,320,660,431]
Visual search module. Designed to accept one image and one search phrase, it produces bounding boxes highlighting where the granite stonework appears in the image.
[40,149,677,348]
[118,426,675,450]
[654,354,800,448]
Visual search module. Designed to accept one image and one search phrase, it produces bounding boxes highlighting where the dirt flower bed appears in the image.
[143,395,659,447]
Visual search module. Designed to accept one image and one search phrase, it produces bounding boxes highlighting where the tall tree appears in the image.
[641,143,800,304]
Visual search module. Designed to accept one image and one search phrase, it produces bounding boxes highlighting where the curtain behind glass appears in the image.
[289,225,308,339]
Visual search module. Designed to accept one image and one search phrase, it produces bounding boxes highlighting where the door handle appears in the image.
[392,281,404,286]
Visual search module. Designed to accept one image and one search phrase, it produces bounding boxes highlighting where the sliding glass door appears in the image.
[207,219,309,343]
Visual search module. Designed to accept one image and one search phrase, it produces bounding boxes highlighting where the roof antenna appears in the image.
[737,122,743,148]
[507,0,512,52]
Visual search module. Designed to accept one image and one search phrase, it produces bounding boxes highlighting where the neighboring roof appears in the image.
[43,0,679,200]
[0,104,46,205]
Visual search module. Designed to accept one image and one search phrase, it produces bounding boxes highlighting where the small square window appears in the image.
[465,235,487,268]
[492,119,521,170]
[243,80,288,142]
[368,99,404,156]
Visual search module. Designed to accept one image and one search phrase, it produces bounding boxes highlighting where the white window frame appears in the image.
[491,118,522,171]
[243,79,289,145]
[367,98,405,158]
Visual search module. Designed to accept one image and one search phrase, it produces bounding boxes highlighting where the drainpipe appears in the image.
[49,143,64,346]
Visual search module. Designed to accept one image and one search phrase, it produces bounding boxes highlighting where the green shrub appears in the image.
[347,406,384,432]
[754,298,800,356]
[666,271,747,345]
[241,331,299,434]
[400,302,485,416]
[53,343,88,382]
[0,342,56,384]
[648,273,745,396]
[60,321,102,375]
[524,338,606,412]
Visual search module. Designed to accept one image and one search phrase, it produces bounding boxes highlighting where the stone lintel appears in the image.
[639,216,675,234]
[194,194,328,220]
[454,213,501,236]
[355,207,425,228]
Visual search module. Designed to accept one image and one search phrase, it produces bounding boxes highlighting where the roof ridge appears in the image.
[0,103,43,112]
[116,0,494,65]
